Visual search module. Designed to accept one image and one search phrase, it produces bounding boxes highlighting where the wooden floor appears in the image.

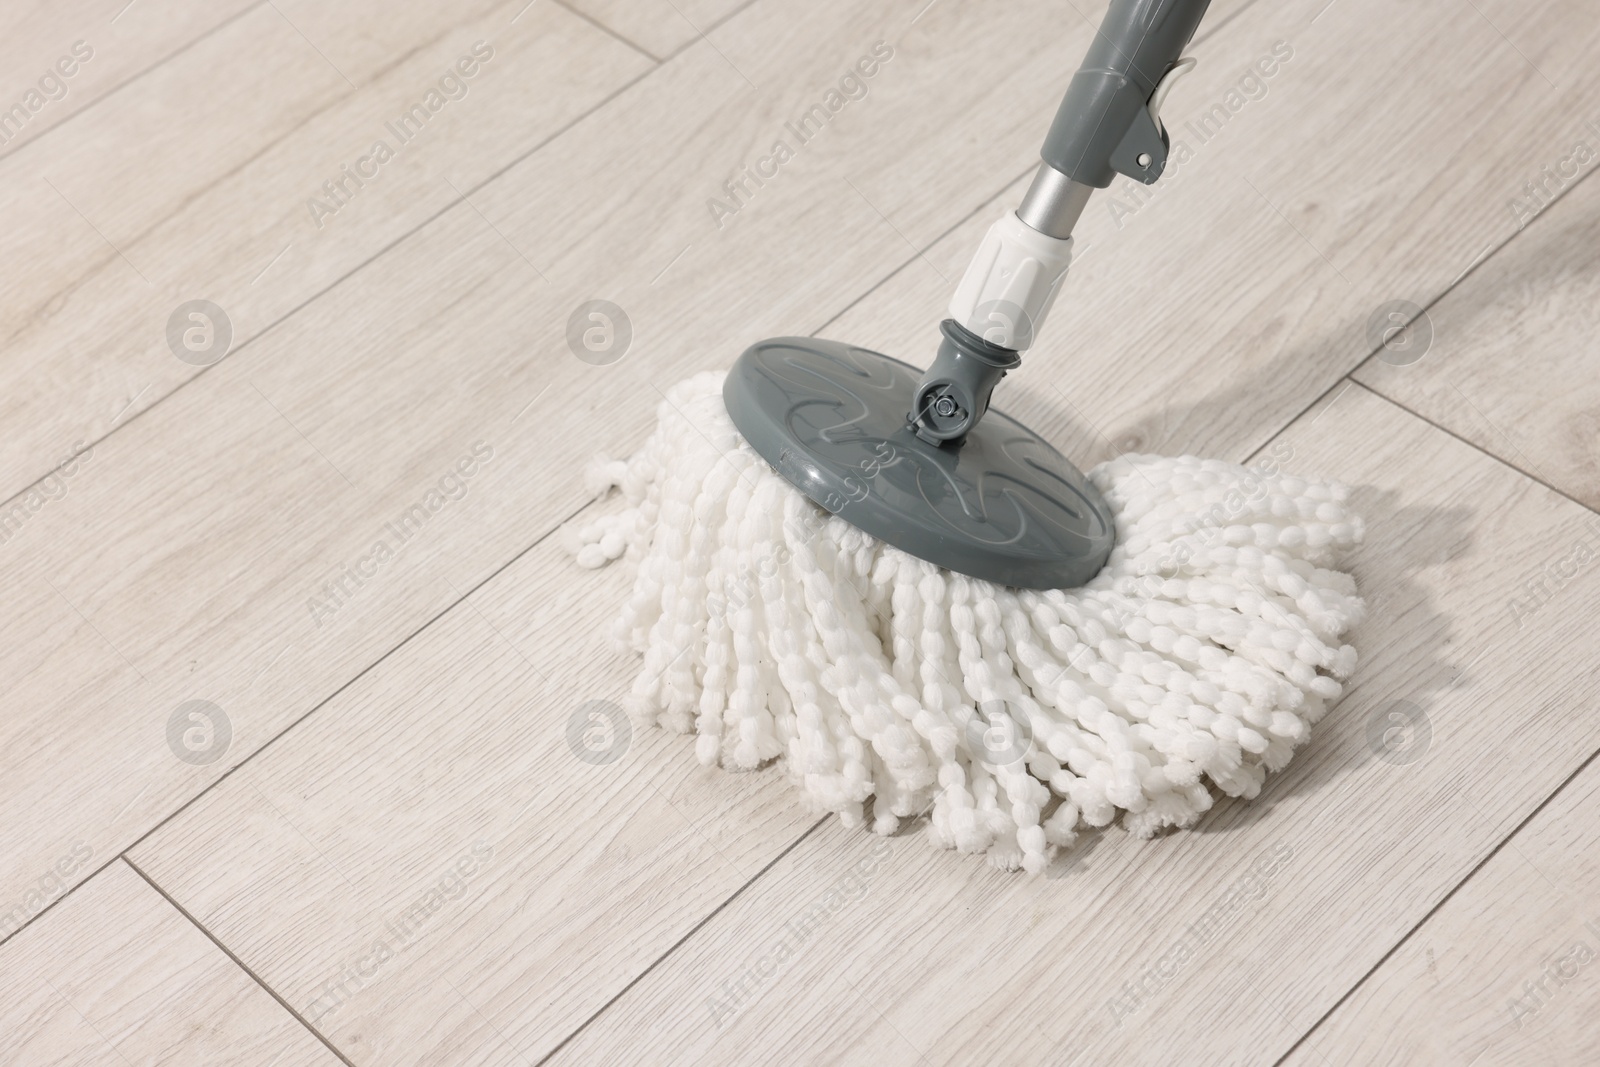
[3,0,1598,1063]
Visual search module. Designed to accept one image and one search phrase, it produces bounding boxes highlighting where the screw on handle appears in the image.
[1041,0,1211,188]
[910,320,1022,445]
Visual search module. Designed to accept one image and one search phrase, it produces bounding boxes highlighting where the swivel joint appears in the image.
[910,320,1021,445]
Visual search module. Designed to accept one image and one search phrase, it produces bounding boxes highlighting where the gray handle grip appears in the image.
[1041,0,1211,188]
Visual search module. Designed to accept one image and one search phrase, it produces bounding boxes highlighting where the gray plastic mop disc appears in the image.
[722,337,1116,590]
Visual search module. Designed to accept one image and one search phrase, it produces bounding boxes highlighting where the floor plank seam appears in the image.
[548,0,665,63]
[663,0,766,62]
[120,854,360,1067]
[531,815,831,1067]
[1242,154,1600,489]
[219,0,564,214]
[1351,382,1600,521]
[1242,374,1354,465]
[0,0,270,165]
[1271,742,1600,1066]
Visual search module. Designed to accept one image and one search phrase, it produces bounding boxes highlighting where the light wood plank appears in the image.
[1474,0,1597,88]
[0,859,338,1066]
[0,0,651,509]
[0,0,256,159]
[533,385,1600,1066]
[1353,152,1600,511]
[561,0,749,60]
[1282,755,1600,1066]
[127,523,819,1065]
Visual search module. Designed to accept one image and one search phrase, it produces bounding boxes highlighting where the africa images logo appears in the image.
[305,42,496,229]
[704,40,895,229]
[304,842,494,1023]
[305,442,494,627]
[0,843,95,939]
[0,40,95,146]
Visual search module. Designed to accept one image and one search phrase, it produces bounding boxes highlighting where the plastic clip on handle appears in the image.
[911,0,1211,445]
[1041,0,1213,190]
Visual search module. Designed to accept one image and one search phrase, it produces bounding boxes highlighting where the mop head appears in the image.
[566,372,1365,873]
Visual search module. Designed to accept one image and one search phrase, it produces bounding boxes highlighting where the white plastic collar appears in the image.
[947,212,1074,351]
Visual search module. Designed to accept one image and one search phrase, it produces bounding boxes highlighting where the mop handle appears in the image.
[1045,0,1212,189]
[910,0,1211,444]
[1017,0,1210,239]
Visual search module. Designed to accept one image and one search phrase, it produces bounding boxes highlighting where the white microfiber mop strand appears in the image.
[566,372,1365,873]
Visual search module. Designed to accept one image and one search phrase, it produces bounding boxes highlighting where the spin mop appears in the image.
[569,0,1365,872]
